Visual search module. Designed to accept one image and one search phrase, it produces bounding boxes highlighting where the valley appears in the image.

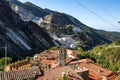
[0,0,120,79]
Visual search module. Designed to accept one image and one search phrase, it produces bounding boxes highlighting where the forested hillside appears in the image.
[75,39,120,72]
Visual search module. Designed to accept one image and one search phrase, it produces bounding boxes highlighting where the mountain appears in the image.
[7,0,120,50]
[41,13,110,48]
[95,30,120,41]
[0,0,54,60]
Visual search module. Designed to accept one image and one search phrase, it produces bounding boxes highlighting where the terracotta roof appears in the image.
[89,70,101,80]
[0,66,41,80]
[37,66,83,80]
[41,60,55,65]
[69,58,93,64]
[7,60,30,67]
[115,75,120,80]
[108,73,118,80]
[66,49,77,56]
[66,56,73,64]
[49,50,59,53]
[38,59,59,69]
[69,59,117,80]
[80,63,112,77]
[46,54,58,59]
[34,50,58,60]
[77,61,116,80]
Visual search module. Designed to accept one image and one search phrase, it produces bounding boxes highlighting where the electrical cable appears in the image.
[95,0,118,22]
[7,48,24,60]
[73,0,119,30]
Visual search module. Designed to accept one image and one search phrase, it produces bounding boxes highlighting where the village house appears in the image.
[37,66,84,80]
[0,66,41,80]
[31,46,88,80]
[1,46,118,80]
[69,59,118,80]
[33,46,118,80]
[5,60,31,71]
[33,46,80,70]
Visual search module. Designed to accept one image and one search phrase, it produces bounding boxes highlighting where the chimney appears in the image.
[98,68,103,73]
[61,72,66,77]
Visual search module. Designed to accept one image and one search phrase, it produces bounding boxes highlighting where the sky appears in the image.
[19,0,120,32]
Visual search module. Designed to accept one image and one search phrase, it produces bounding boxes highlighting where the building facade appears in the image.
[5,60,31,71]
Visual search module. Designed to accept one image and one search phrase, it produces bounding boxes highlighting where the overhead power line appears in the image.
[94,0,118,22]
[73,0,119,29]
[7,48,24,60]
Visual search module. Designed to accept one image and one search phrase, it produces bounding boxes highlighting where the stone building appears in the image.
[58,46,67,66]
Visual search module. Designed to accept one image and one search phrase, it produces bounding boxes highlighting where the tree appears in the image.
[25,56,33,61]
[49,46,58,50]
[0,57,12,66]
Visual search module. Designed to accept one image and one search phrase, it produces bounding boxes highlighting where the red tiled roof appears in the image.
[89,71,101,80]
[35,50,58,60]
[66,49,78,57]
[41,60,55,65]
[37,66,83,80]
[69,58,93,64]
[108,73,118,80]
[77,60,116,80]
[69,59,117,80]
[66,56,73,64]
[8,60,30,67]
[83,63,112,77]
[49,50,59,53]
[0,66,41,80]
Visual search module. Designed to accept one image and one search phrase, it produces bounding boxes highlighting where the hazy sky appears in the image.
[19,0,120,32]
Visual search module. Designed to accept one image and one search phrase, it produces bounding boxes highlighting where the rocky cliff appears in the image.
[5,0,120,50]
[40,13,110,49]
[0,0,54,60]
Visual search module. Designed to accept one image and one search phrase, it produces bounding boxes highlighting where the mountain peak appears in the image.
[24,1,34,5]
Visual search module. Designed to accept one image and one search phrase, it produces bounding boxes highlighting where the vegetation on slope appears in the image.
[0,57,12,71]
[75,39,120,72]
[95,30,120,41]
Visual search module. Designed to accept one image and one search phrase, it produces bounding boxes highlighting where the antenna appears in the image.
[4,44,7,80]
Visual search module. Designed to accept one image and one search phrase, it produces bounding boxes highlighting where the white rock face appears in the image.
[10,3,82,49]
[71,25,83,33]
[58,37,79,48]
[14,5,19,12]
[6,28,32,50]
[49,33,79,49]
[12,5,45,26]
[12,5,35,21]
[32,18,43,26]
